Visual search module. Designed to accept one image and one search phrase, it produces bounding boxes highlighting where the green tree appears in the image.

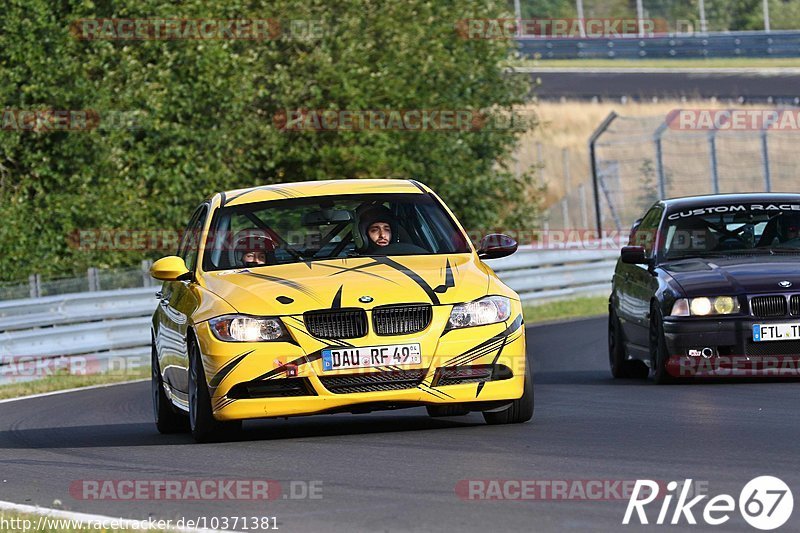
[0,0,539,282]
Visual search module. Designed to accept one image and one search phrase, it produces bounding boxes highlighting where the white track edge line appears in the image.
[0,379,148,405]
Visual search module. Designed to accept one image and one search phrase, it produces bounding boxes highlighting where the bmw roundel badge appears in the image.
[359,295,374,303]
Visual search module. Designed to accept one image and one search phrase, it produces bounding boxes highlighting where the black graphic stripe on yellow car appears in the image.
[252,351,324,382]
[331,285,343,309]
[319,261,402,284]
[433,259,455,294]
[372,256,441,305]
[225,184,298,204]
[214,397,236,411]
[209,350,254,388]
[418,382,454,400]
[442,315,524,367]
[476,337,508,398]
[244,272,322,302]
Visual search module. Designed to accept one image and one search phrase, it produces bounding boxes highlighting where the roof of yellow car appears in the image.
[220,179,427,207]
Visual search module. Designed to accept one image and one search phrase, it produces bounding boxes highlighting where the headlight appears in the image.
[671,297,739,317]
[448,296,511,329]
[209,315,289,342]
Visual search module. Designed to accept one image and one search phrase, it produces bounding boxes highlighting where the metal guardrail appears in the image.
[0,248,619,384]
[517,30,800,59]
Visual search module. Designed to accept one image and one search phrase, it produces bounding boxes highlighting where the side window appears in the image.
[632,206,663,258]
[177,205,208,273]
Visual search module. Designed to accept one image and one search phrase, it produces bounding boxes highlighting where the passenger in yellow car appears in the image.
[232,228,276,267]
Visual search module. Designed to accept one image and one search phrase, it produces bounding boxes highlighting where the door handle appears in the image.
[155,291,162,299]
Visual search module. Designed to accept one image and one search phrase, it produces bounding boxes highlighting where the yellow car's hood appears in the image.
[200,254,490,316]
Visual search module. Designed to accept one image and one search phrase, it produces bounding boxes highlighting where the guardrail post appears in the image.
[87,267,99,292]
[141,260,153,287]
[761,130,772,192]
[28,274,41,298]
[708,131,719,194]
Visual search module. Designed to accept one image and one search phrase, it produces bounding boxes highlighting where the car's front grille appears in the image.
[433,364,514,386]
[745,340,800,357]
[373,304,432,336]
[750,296,788,318]
[319,369,426,394]
[304,309,368,339]
[227,378,317,399]
[790,295,800,315]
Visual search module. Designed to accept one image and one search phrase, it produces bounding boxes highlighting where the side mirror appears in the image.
[478,234,518,260]
[620,246,648,265]
[150,256,192,281]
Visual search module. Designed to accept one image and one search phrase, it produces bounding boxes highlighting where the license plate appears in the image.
[321,344,421,371]
[753,323,800,342]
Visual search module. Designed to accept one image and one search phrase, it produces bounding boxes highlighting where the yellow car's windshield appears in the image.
[203,192,470,270]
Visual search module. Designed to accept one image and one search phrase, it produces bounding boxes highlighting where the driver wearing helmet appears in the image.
[232,228,276,267]
[777,214,800,247]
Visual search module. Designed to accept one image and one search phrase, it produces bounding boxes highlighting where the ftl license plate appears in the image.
[753,323,800,342]
[322,343,421,371]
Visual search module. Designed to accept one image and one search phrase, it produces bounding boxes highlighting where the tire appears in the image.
[426,405,469,417]
[152,341,189,434]
[188,336,242,443]
[650,307,676,385]
[609,310,649,380]
[483,365,534,425]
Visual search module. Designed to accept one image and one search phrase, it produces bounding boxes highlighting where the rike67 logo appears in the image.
[624,477,793,530]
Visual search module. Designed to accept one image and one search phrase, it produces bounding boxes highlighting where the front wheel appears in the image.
[188,337,242,442]
[483,365,534,425]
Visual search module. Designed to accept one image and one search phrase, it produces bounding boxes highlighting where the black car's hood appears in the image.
[661,255,800,296]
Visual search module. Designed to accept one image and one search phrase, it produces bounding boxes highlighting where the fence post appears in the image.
[562,148,571,192]
[578,183,589,229]
[589,111,618,234]
[708,131,719,194]
[561,198,569,229]
[761,130,772,192]
[87,267,99,292]
[653,120,668,199]
[537,142,545,186]
[28,274,41,298]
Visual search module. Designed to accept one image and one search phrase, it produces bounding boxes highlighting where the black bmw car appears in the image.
[609,193,800,383]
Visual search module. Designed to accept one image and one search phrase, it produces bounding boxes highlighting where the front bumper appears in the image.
[195,310,527,420]
[663,316,800,378]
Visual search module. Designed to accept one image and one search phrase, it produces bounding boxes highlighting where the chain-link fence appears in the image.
[0,260,156,300]
[590,112,800,232]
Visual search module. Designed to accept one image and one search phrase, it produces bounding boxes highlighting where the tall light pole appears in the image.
[698,0,707,33]
[636,0,645,37]
[576,0,586,38]
[763,0,771,32]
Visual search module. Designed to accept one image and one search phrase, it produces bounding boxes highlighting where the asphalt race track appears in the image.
[522,68,800,102]
[1,316,799,532]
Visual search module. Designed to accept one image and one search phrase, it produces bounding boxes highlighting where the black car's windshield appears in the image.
[660,204,800,260]
[203,192,470,270]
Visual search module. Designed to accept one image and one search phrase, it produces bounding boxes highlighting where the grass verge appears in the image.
[0,367,149,400]
[513,57,800,69]
[523,295,607,325]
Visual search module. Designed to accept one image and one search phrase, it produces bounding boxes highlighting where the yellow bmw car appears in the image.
[150,179,532,442]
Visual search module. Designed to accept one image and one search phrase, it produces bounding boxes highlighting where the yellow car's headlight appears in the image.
[448,296,511,329]
[209,315,289,342]
[671,297,739,317]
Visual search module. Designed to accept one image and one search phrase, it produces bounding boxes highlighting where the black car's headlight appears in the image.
[209,315,289,342]
[670,296,739,317]
[448,296,512,329]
